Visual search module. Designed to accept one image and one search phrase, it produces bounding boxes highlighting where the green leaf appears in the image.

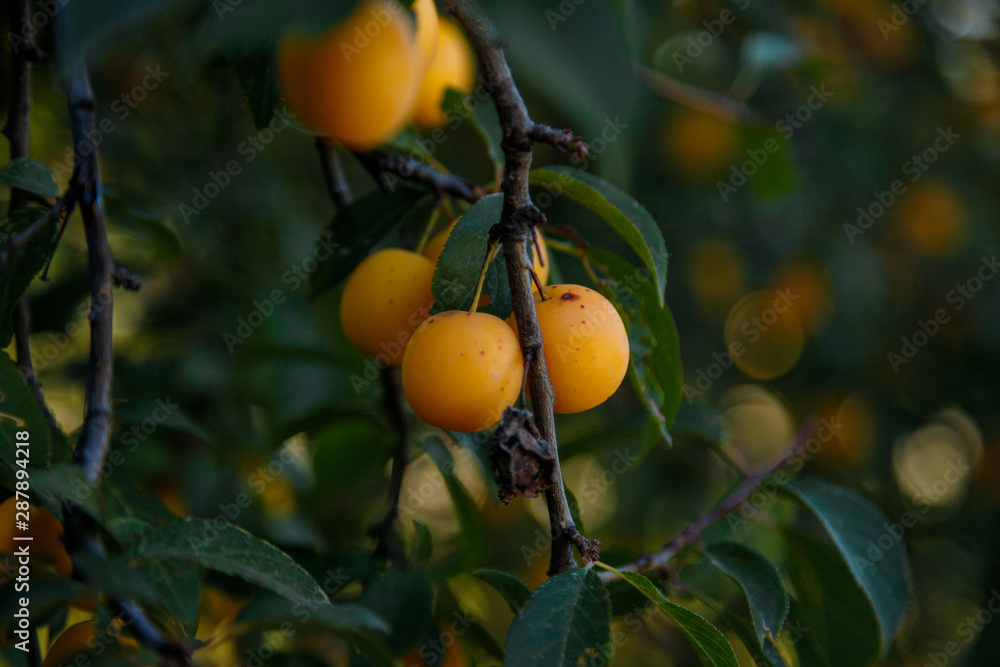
[135,517,330,609]
[704,543,789,644]
[671,401,725,447]
[30,462,103,521]
[783,532,881,667]
[596,563,739,667]
[312,417,395,495]
[473,569,531,614]
[530,166,667,302]
[308,186,426,301]
[223,41,282,129]
[73,553,161,606]
[421,437,488,569]
[0,206,60,347]
[503,567,611,667]
[782,477,913,655]
[237,594,390,635]
[0,353,53,479]
[0,158,59,198]
[104,192,182,260]
[442,88,503,170]
[100,481,202,633]
[430,193,512,319]
[588,247,683,434]
[360,568,434,656]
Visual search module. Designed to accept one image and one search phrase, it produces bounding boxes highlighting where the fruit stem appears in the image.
[469,239,499,313]
[414,205,442,255]
[529,267,549,299]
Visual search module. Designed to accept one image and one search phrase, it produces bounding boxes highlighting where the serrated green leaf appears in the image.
[473,569,531,614]
[705,543,789,644]
[224,40,282,129]
[430,193,512,318]
[503,567,611,667]
[308,186,426,301]
[588,247,683,434]
[135,517,329,609]
[596,563,739,667]
[0,158,59,198]
[530,166,667,302]
[0,352,54,479]
[73,553,161,606]
[0,206,60,347]
[782,477,912,655]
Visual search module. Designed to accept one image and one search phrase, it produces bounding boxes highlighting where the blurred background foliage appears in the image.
[2,0,1000,664]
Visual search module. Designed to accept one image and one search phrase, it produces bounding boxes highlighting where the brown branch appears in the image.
[315,137,354,209]
[12,300,61,440]
[353,149,482,203]
[3,0,61,444]
[368,367,408,567]
[66,67,114,486]
[445,0,591,575]
[636,62,765,125]
[61,65,190,664]
[598,422,817,583]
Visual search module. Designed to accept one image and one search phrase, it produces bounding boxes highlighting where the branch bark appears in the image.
[353,149,482,203]
[315,137,354,209]
[66,67,115,485]
[444,0,593,575]
[598,423,817,583]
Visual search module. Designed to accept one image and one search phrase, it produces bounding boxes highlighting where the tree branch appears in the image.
[66,67,114,486]
[3,0,62,443]
[353,149,482,203]
[598,422,817,583]
[368,367,408,567]
[61,65,190,664]
[445,0,592,575]
[315,137,354,209]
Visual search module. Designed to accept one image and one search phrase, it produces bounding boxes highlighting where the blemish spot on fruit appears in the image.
[480,351,485,355]
[561,293,581,301]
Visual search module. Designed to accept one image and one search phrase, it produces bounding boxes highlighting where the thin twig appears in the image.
[445,0,593,575]
[66,67,114,485]
[636,62,765,125]
[3,0,61,444]
[369,368,409,568]
[598,422,817,583]
[353,149,483,203]
[12,300,61,441]
[315,137,354,209]
[0,190,76,267]
[61,65,190,663]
